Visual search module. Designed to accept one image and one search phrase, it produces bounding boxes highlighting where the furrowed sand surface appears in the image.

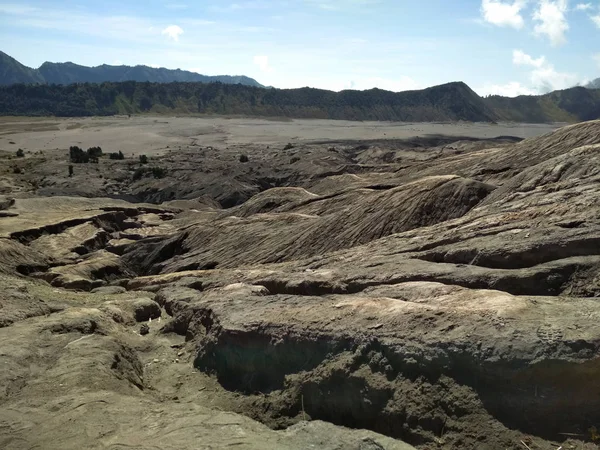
[0,116,559,156]
[3,115,599,450]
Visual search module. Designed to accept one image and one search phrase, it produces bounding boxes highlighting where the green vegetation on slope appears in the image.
[0,80,497,122]
[2,76,600,123]
[484,87,600,123]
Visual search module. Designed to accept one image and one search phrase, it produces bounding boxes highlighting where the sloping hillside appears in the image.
[0,52,45,85]
[0,80,499,121]
[37,61,262,86]
[2,47,600,123]
[0,51,262,87]
[485,86,600,122]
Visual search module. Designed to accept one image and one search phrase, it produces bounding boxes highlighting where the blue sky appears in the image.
[0,0,598,96]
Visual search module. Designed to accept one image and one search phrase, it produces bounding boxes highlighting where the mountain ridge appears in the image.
[1,51,600,123]
[0,51,263,87]
[484,86,600,123]
[0,51,45,85]
[0,80,499,122]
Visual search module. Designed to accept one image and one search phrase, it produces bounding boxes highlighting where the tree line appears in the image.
[3,80,596,122]
[0,81,498,122]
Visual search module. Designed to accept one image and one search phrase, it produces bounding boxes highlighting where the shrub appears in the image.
[13,167,22,174]
[69,146,89,163]
[151,167,166,178]
[69,146,102,163]
[16,149,24,157]
[109,151,125,160]
[132,168,146,181]
[68,165,73,177]
[290,156,300,164]
[139,154,148,164]
[134,167,166,180]
[284,143,294,150]
[87,146,103,158]
[239,154,249,163]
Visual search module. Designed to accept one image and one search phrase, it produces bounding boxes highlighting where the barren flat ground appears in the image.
[0,116,559,156]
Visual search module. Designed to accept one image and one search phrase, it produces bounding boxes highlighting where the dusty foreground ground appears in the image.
[1,116,599,450]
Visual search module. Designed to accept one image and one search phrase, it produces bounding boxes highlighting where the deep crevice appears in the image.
[10,211,134,245]
[191,322,600,446]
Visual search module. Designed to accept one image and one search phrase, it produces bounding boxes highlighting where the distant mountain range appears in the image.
[0,51,263,87]
[1,50,600,123]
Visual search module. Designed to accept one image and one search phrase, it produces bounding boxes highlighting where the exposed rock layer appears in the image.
[1,121,600,449]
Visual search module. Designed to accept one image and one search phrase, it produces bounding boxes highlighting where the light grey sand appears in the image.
[0,116,560,156]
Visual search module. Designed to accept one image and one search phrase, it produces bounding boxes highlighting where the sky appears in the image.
[0,0,598,96]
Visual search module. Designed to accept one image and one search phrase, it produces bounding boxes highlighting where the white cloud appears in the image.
[574,3,593,10]
[512,49,546,67]
[530,64,578,91]
[533,0,569,46]
[477,63,578,96]
[161,25,184,41]
[511,48,578,92]
[480,0,527,29]
[253,55,272,72]
[591,14,600,27]
[477,82,537,97]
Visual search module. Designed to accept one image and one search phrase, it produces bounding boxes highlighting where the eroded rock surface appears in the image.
[1,121,600,449]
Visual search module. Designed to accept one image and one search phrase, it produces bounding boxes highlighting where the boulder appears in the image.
[0,195,15,210]
[91,286,127,295]
[132,298,161,322]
